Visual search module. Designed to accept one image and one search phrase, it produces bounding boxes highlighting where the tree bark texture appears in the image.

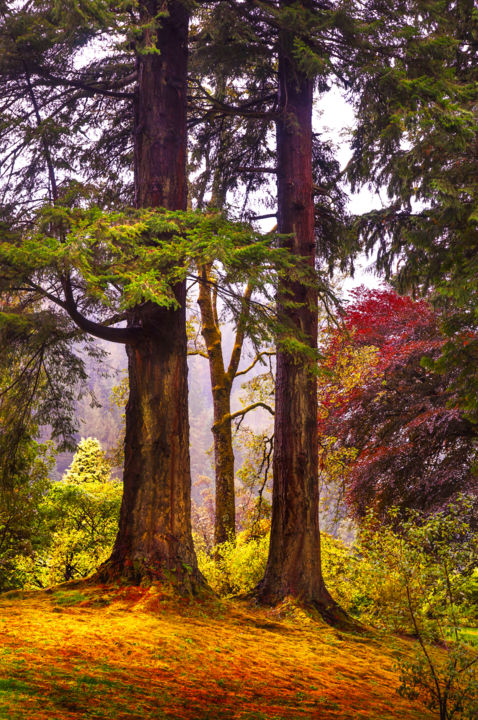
[101,1,203,590]
[256,3,339,616]
[134,0,188,210]
[197,265,236,545]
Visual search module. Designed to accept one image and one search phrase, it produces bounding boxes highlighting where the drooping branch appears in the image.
[21,67,139,344]
[236,166,278,174]
[25,281,68,311]
[188,273,276,323]
[62,276,141,345]
[0,347,44,400]
[31,65,136,100]
[22,61,58,202]
[250,433,274,536]
[190,84,278,123]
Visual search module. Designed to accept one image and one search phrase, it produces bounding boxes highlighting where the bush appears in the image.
[0,438,53,591]
[320,497,478,719]
[196,528,269,596]
[33,438,122,586]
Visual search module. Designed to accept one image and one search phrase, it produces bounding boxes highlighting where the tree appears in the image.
[188,0,354,615]
[360,500,478,720]
[348,0,478,420]
[319,287,478,521]
[194,272,274,545]
[254,0,350,616]
[0,0,203,590]
[0,0,302,591]
[103,1,199,587]
[40,437,122,585]
[187,0,352,563]
[0,292,89,590]
[188,15,277,546]
[0,433,52,591]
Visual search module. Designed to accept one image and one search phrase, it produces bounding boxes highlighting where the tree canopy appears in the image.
[319,287,478,521]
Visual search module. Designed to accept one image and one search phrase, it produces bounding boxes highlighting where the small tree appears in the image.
[0,435,52,591]
[389,501,478,720]
[40,438,122,585]
[319,287,477,521]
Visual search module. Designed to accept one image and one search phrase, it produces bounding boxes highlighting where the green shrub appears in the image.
[33,438,122,587]
[196,529,269,596]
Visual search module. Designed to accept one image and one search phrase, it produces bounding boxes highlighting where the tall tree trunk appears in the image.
[255,2,339,617]
[101,1,203,590]
[197,264,236,545]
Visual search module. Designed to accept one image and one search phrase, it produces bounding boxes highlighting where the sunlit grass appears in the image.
[0,584,434,719]
[458,627,478,646]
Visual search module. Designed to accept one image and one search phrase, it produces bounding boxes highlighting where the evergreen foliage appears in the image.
[0,434,52,591]
[349,0,478,420]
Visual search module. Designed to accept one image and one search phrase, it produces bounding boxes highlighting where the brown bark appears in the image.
[197,264,236,545]
[196,252,258,546]
[99,1,204,590]
[255,3,341,619]
[134,1,188,210]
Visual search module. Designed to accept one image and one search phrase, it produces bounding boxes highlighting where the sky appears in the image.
[316,88,383,293]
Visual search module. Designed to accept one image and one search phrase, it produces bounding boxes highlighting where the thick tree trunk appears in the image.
[107,301,199,587]
[255,4,340,618]
[100,2,204,590]
[197,265,236,545]
[134,0,188,210]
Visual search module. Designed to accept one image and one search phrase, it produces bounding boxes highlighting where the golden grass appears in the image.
[0,583,433,720]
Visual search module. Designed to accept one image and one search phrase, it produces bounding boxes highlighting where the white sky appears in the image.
[316,88,384,293]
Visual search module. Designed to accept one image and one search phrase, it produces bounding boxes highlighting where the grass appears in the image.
[0,583,435,720]
[458,627,478,646]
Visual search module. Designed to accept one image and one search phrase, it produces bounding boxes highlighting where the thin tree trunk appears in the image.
[100,1,204,590]
[255,2,341,618]
[197,264,236,545]
[212,394,235,546]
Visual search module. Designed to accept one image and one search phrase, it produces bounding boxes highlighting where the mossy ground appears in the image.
[0,584,433,720]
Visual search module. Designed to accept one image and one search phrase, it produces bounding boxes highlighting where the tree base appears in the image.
[251,584,362,632]
[93,556,210,597]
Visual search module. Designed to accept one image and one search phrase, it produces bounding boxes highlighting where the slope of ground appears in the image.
[0,584,432,720]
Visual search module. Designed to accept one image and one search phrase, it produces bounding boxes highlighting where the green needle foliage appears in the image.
[0,199,329,357]
[348,0,478,420]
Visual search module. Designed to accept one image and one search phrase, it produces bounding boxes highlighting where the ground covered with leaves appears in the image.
[0,584,433,720]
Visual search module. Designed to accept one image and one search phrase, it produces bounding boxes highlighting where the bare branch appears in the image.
[234,350,275,378]
[236,166,278,174]
[226,281,254,383]
[213,401,274,430]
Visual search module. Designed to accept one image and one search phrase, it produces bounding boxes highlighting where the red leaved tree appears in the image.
[319,287,477,521]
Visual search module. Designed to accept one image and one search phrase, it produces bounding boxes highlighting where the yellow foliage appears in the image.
[196,529,269,596]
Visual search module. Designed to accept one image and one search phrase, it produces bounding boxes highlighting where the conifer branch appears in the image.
[61,276,141,345]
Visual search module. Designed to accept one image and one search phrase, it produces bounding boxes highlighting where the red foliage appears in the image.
[321,287,477,521]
